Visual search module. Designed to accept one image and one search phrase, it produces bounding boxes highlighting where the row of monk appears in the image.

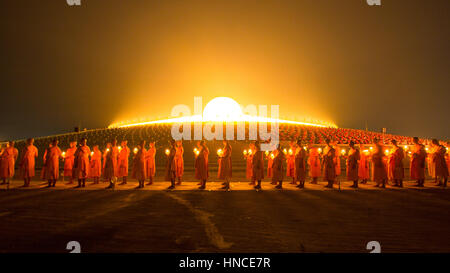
[0,136,448,190]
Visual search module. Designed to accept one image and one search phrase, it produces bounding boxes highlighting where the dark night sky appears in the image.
[0,0,449,141]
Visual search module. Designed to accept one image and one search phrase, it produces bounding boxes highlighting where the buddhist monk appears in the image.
[359,146,370,184]
[430,139,448,187]
[0,141,18,186]
[45,139,62,187]
[118,140,130,185]
[294,140,307,189]
[307,145,321,184]
[102,143,111,182]
[332,140,341,185]
[63,141,77,184]
[90,145,102,184]
[146,141,156,185]
[41,143,52,181]
[19,138,38,187]
[266,150,275,180]
[73,138,90,188]
[323,139,336,188]
[132,140,147,188]
[346,141,360,188]
[410,137,427,187]
[195,141,209,189]
[446,142,450,174]
[174,141,184,185]
[245,143,255,185]
[165,140,177,190]
[252,141,265,190]
[286,141,296,185]
[218,140,232,190]
[371,142,387,188]
[272,145,285,189]
[389,140,404,187]
[105,139,119,189]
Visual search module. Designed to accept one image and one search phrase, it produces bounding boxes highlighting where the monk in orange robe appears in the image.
[332,141,341,185]
[446,142,450,174]
[102,143,111,182]
[346,141,360,188]
[358,146,370,184]
[410,137,427,187]
[73,138,90,188]
[266,150,275,180]
[323,139,336,188]
[19,138,38,187]
[218,140,232,190]
[430,139,448,187]
[294,140,307,188]
[90,145,102,184]
[252,141,265,190]
[245,143,255,185]
[286,141,296,185]
[0,141,18,186]
[45,139,62,187]
[64,141,77,184]
[132,140,147,188]
[307,145,321,184]
[174,141,184,185]
[118,140,130,185]
[146,141,156,185]
[195,140,209,189]
[371,142,387,188]
[40,143,52,181]
[389,140,404,187]
[165,140,177,189]
[105,140,120,189]
[272,145,285,189]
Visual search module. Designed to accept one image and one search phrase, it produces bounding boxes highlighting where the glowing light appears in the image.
[203,97,243,122]
[217,149,223,156]
[248,149,253,155]
[90,152,94,156]
[363,149,369,155]
[385,149,390,155]
[133,147,138,154]
[369,147,373,151]
[106,148,110,152]
[165,149,170,156]
[118,146,122,152]
[404,145,408,150]
[288,148,293,155]
[318,148,322,153]
[303,146,307,151]
[341,149,346,155]
[270,153,275,159]
[265,151,269,156]
[62,151,66,158]
[243,149,247,156]
[194,148,200,156]
[283,148,288,155]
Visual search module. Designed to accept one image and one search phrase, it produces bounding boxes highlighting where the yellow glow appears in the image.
[217,149,223,156]
[106,148,110,152]
[318,148,322,153]
[243,149,247,156]
[270,153,275,159]
[248,149,253,155]
[283,148,287,154]
[90,152,94,156]
[288,148,293,155]
[341,149,346,155]
[265,151,269,156]
[62,151,66,158]
[118,146,122,151]
[133,147,138,154]
[385,149,389,155]
[165,149,170,155]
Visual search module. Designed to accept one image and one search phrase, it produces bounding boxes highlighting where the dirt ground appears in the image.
[0,177,449,253]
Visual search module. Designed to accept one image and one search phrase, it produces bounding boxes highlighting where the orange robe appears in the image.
[245,153,254,179]
[89,150,102,178]
[46,146,62,180]
[346,148,360,181]
[195,147,209,180]
[218,145,232,179]
[372,151,387,181]
[271,151,285,182]
[103,146,119,180]
[389,147,404,180]
[41,148,49,180]
[358,152,370,180]
[410,144,426,180]
[174,146,184,178]
[334,153,341,176]
[267,153,274,178]
[308,148,321,178]
[145,147,156,178]
[433,146,449,178]
[165,147,177,181]
[0,147,18,179]
[132,148,147,180]
[74,145,91,179]
[294,148,307,181]
[323,147,336,181]
[20,145,38,178]
[252,150,264,181]
[118,147,130,177]
[286,150,295,177]
[64,147,77,177]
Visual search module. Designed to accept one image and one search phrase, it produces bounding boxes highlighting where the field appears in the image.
[0,176,449,253]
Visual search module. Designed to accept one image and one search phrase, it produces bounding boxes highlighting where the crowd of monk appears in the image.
[0,136,449,190]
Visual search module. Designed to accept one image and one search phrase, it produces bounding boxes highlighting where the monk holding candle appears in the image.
[252,141,265,190]
[146,141,156,185]
[45,139,62,187]
[0,141,18,186]
[272,145,285,189]
[389,140,404,187]
[307,145,321,184]
[19,138,38,187]
[332,140,341,185]
[245,143,255,185]
[218,140,232,190]
[41,143,52,181]
[346,141,360,188]
[286,141,296,185]
[90,145,102,184]
[267,150,275,181]
[174,141,184,185]
[165,140,177,190]
[410,137,427,187]
[294,140,307,189]
[118,140,130,185]
[195,140,209,189]
[132,140,147,188]
[323,139,336,188]
[372,141,388,188]
[64,141,77,184]
[359,146,370,184]
[430,139,448,187]
[105,139,120,189]
[74,138,90,188]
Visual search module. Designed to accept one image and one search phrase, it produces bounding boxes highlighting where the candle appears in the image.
[303,146,307,151]
[385,149,390,155]
[90,151,94,156]
[288,148,293,155]
[369,147,373,151]
[283,148,287,155]
[363,149,369,155]
[318,148,322,153]
[133,147,138,154]
[106,148,110,152]
[404,145,408,150]
[118,146,122,151]
[193,148,199,156]
[62,151,66,158]
[217,149,223,156]
[341,149,346,155]
[248,149,253,155]
[243,149,247,156]
[265,151,269,156]
[270,153,275,159]
[165,148,170,156]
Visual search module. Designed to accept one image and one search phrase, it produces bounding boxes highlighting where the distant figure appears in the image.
[102,143,111,182]
[323,139,336,188]
[118,140,130,185]
[266,149,275,180]
[346,141,360,188]
[73,138,90,188]
[45,139,62,187]
[19,138,38,187]
[41,143,52,181]
[165,140,177,190]
[294,140,307,189]
[358,145,370,184]
[389,140,404,187]
[252,141,265,190]
[90,145,102,184]
[64,141,77,184]
[286,141,296,185]
[446,142,450,174]
[174,141,184,185]
[132,140,147,188]
[372,142,387,188]
[0,141,18,186]
[332,140,341,185]
[105,139,120,189]
[410,137,427,187]
[218,140,232,190]
[195,140,209,190]
[307,145,321,184]
[146,141,156,185]
[245,143,255,185]
[430,139,448,187]
[272,145,285,189]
